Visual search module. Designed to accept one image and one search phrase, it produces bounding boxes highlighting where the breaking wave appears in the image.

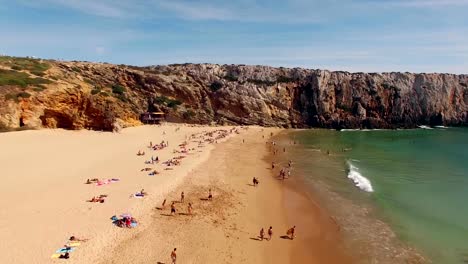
[347,161,374,192]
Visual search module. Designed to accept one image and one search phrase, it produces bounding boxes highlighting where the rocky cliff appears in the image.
[1,56,467,131]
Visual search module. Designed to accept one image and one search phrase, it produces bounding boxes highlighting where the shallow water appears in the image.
[287,128,468,264]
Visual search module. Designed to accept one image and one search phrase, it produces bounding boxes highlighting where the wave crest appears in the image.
[347,162,374,192]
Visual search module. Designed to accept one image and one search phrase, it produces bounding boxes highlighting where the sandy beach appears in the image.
[0,124,353,264]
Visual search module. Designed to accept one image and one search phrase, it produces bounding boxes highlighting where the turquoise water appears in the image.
[290,128,468,264]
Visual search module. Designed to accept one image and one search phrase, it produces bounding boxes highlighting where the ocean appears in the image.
[285,127,468,264]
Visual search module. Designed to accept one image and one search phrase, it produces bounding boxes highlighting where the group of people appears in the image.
[162,189,214,216]
[260,226,296,240]
[111,215,138,228]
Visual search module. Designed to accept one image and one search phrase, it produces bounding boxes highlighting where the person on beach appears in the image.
[162,198,167,209]
[171,248,177,264]
[260,228,265,241]
[140,189,147,196]
[253,177,259,187]
[180,192,185,203]
[188,202,193,215]
[171,202,176,215]
[271,162,275,169]
[288,160,292,168]
[208,189,213,200]
[268,226,273,240]
[287,226,296,240]
[69,236,88,242]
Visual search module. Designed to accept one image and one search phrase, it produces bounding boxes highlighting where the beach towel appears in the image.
[133,193,144,198]
[66,242,81,247]
[131,222,138,228]
[51,253,61,259]
[55,247,76,253]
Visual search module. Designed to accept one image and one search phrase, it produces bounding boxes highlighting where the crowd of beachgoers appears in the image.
[52,126,237,261]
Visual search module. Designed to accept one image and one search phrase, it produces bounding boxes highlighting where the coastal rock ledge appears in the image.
[1,57,467,131]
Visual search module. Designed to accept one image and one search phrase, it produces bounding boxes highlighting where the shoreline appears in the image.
[98,127,353,263]
[275,130,428,264]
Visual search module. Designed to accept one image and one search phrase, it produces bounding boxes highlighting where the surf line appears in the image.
[346,161,374,193]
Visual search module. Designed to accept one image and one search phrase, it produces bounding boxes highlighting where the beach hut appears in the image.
[140,112,165,124]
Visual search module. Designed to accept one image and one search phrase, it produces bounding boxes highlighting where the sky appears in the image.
[0,0,467,73]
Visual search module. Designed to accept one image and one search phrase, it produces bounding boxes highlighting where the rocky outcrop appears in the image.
[1,57,467,131]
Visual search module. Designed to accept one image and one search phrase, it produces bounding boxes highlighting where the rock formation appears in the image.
[1,56,467,131]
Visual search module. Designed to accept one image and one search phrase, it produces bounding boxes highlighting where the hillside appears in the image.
[1,56,467,131]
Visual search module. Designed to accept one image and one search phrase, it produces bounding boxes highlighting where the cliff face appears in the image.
[1,56,467,131]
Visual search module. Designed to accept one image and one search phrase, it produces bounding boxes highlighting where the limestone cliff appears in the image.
[1,56,467,131]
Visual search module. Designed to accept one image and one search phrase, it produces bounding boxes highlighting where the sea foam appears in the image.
[347,162,374,192]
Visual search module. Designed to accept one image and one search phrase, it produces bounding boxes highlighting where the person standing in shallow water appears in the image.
[171,248,177,264]
[287,226,296,240]
[268,226,273,240]
[187,202,193,215]
[170,202,176,215]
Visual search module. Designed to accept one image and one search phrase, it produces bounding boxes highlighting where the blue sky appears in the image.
[0,0,467,73]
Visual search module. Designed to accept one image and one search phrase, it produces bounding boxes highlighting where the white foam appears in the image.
[434,126,449,129]
[347,162,374,192]
[418,125,433,130]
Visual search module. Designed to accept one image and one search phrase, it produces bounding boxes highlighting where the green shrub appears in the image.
[154,95,168,104]
[223,74,238,82]
[182,110,196,119]
[0,69,51,87]
[247,78,276,86]
[5,93,19,102]
[112,84,126,95]
[116,94,127,102]
[277,75,294,83]
[17,92,31,98]
[91,88,101,95]
[210,81,223,92]
[0,57,50,74]
[167,99,182,108]
[71,66,81,73]
[100,92,109,97]
[33,85,47,92]
[30,70,46,77]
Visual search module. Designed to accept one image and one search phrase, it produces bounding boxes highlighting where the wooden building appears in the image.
[140,112,165,124]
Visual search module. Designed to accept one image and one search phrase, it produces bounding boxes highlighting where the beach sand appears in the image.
[0,124,353,263]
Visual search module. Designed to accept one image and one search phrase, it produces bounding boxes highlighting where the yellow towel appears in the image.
[67,242,81,247]
[51,253,61,259]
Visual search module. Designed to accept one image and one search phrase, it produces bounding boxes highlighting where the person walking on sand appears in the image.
[188,202,193,215]
[268,226,273,240]
[170,202,176,216]
[180,191,185,203]
[171,248,177,264]
[287,226,296,240]
[260,228,265,241]
[208,189,213,200]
